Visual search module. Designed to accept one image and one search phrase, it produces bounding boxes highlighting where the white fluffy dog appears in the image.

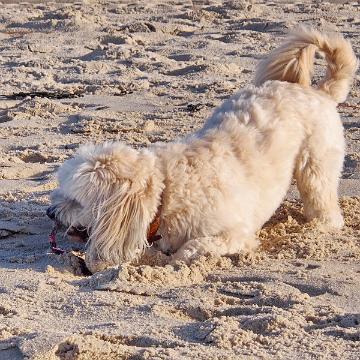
[48,27,358,273]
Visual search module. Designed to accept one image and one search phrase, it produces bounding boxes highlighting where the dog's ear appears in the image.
[87,176,155,267]
[65,143,162,268]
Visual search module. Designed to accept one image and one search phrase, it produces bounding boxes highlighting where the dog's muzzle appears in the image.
[66,226,88,243]
[46,205,88,243]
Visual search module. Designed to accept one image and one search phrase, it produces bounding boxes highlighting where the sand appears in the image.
[0,0,359,359]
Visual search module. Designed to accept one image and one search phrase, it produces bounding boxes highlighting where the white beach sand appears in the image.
[0,1,359,359]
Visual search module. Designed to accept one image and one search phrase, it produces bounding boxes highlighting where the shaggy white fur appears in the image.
[49,27,358,273]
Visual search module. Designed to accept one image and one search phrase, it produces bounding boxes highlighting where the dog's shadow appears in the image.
[0,196,92,276]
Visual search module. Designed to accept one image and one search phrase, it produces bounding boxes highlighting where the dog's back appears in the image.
[255,27,358,103]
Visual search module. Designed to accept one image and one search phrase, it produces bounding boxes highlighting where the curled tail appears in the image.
[254,27,358,103]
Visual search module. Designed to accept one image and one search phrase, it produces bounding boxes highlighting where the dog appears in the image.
[47,27,358,273]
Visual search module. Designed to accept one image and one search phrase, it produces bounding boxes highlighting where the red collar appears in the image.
[147,202,162,244]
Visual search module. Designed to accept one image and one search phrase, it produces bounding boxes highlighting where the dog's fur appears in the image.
[49,27,358,273]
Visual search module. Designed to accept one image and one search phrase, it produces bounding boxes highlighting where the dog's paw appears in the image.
[305,207,344,230]
[85,252,113,274]
[323,212,344,230]
[170,249,197,265]
[309,212,344,230]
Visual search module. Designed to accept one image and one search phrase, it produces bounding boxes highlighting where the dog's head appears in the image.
[47,142,164,273]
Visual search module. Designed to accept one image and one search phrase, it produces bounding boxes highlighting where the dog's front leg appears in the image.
[170,233,258,265]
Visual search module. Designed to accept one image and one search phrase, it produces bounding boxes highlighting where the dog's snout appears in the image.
[67,226,88,243]
[46,205,57,220]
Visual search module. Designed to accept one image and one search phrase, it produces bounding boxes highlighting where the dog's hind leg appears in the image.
[294,144,344,229]
[170,231,258,264]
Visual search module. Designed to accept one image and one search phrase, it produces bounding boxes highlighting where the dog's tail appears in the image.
[254,27,358,103]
